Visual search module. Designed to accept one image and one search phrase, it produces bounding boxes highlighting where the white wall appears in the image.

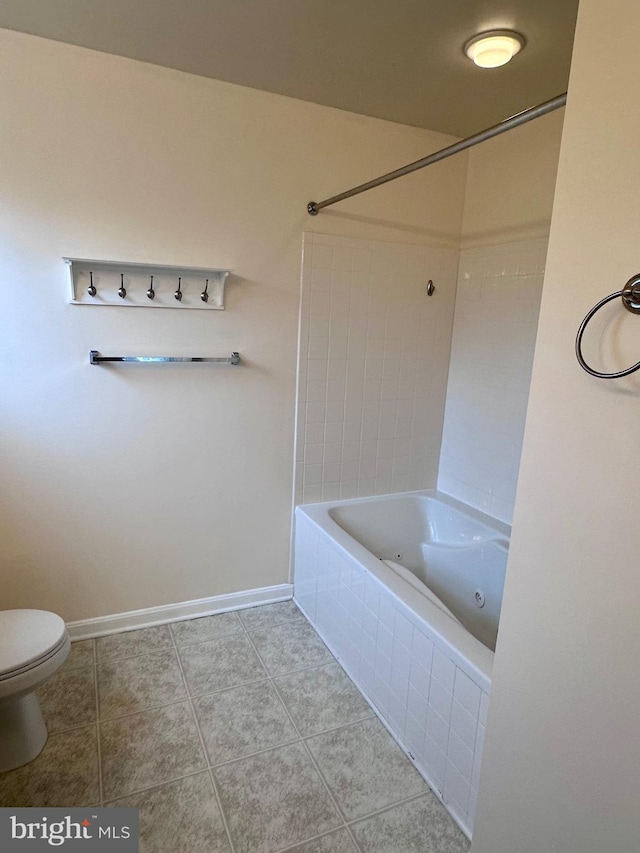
[473,1,640,850]
[296,233,458,504]
[439,111,564,523]
[0,29,467,622]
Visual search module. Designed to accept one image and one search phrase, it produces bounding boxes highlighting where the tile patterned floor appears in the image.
[0,600,469,853]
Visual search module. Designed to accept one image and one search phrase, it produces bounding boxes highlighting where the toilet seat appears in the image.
[0,609,70,772]
[0,610,67,680]
[0,634,69,682]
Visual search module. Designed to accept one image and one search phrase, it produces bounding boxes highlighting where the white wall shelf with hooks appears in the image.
[64,258,231,310]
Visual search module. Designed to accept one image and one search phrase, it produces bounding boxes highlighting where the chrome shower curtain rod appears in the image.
[307,92,567,216]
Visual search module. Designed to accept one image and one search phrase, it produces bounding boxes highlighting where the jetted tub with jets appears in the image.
[293,490,510,838]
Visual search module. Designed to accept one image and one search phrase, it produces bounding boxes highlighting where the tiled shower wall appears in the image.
[438,237,548,523]
[295,233,458,505]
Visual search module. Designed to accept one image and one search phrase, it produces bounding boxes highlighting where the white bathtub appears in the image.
[293,489,510,838]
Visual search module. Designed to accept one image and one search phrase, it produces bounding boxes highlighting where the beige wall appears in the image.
[461,109,564,248]
[0,29,467,622]
[473,1,640,850]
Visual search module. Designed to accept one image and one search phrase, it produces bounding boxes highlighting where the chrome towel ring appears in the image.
[575,274,640,378]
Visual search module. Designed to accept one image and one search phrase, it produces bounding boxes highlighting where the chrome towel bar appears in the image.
[89,351,240,365]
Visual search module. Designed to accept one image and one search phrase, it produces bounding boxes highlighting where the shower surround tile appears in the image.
[296,233,458,504]
[439,236,547,524]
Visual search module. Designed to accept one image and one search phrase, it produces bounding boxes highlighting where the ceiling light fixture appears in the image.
[464,30,525,68]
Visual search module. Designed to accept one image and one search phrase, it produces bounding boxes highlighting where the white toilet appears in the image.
[0,610,70,772]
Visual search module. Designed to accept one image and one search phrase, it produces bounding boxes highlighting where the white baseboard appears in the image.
[66,584,293,641]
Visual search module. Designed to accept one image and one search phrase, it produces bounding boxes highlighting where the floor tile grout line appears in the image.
[90,611,304,664]
[84,616,361,769]
[61,663,98,675]
[93,663,104,805]
[269,657,347,680]
[285,609,443,826]
[237,609,337,682]
[91,671,274,724]
[95,646,176,666]
[272,682,362,852]
[172,633,244,650]
[37,721,97,740]
[44,721,98,738]
[258,632,361,853]
[168,610,243,643]
[169,625,237,853]
[101,768,214,806]
[298,743,362,853]
[236,616,279,681]
[296,735,438,852]
[207,735,304,770]
[298,713,377,743]
[57,662,97,676]
[189,675,271,702]
[92,653,367,730]
[198,713,375,772]
[259,605,424,851]
[63,637,97,674]
[267,659,339,679]
[241,616,309,634]
[96,694,192,725]
[344,790,430,828]
[274,826,358,853]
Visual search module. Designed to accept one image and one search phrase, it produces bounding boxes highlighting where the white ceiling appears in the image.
[0,0,578,136]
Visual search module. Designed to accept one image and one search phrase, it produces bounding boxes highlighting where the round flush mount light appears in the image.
[464,30,525,68]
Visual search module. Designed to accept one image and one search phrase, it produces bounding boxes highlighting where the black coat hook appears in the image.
[118,273,126,299]
[201,279,209,303]
[88,271,97,297]
[147,275,155,300]
[175,277,182,302]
